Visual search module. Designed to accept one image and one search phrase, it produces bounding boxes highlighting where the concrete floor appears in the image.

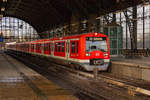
[0,52,78,100]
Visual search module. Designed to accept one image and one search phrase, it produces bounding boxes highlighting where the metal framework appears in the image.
[0,0,149,51]
[40,1,150,50]
[3,0,144,33]
[0,17,39,42]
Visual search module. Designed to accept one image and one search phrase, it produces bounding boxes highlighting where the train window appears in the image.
[49,43,51,51]
[55,43,58,52]
[77,42,79,53]
[28,44,29,50]
[62,42,65,52]
[44,44,46,51]
[86,37,108,52]
[47,44,49,51]
[51,43,53,51]
[37,44,41,50]
[39,44,41,50]
[47,44,48,51]
[36,44,38,50]
[46,44,48,51]
[44,43,47,51]
[37,44,38,50]
[40,44,42,50]
[58,42,61,52]
[32,44,34,50]
[71,42,75,53]
[37,44,39,50]
[40,44,41,50]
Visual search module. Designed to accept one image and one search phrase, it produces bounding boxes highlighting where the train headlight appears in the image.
[104,53,108,56]
[86,53,91,56]
[104,53,109,58]
[95,32,98,36]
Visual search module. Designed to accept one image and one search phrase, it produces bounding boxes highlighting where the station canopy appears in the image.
[4,0,144,33]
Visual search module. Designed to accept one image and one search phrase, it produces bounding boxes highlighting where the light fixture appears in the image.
[1,7,5,12]
[0,14,3,18]
[2,0,7,3]
[96,17,101,19]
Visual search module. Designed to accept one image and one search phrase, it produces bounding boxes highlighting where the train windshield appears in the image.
[86,37,108,52]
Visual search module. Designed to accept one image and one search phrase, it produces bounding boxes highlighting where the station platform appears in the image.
[112,56,150,67]
[111,56,150,82]
[0,51,78,100]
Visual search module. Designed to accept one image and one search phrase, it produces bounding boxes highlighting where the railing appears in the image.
[123,49,150,57]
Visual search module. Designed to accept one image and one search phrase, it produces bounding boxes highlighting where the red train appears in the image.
[6,33,110,71]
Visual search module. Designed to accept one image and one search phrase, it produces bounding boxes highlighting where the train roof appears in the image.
[17,33,108,44]
[37,33,107,42]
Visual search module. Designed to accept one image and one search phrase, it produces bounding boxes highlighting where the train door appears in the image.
[70,40,79,58]
[34,43,36,53]
[51,42,54,56]
[41,42,44,55]
[31,44,34,53]
[66,40,70,59]
[36,43,38,53]
[29,43,31,53]
[48,42,51,55]
[44,42,47,55]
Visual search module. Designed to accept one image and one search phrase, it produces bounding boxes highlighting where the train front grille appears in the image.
[90,59,104,65]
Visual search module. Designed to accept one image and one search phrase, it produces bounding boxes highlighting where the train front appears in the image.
[82,33,110,71]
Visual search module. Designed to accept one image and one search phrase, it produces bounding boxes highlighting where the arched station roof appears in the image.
[3,0,144,33]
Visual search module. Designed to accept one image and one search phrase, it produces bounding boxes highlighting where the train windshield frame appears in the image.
[86,37,108,52]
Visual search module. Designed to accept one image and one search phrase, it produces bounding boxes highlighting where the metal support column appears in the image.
[113,13,116,23]
[13,18,15,42]
[143,5,145,49]
[53,26,54,38]
[132,6,137,50]
[4,17,6,43]
[126,14,128,49]
[29,26,32,41]
[49,30,50,38]
[0,18,2,42]
[21,20,23,42]
[17,19,20,42]
[8,17,10,42]
[124,5,137,50]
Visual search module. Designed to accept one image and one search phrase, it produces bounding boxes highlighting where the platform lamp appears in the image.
[0,14,2,31]
[0,14,3,21]
[0,7,4,26]
[1,7,5,12]
[2,0,7,3]
[1,0,7,14]
[0,3,4,42]
[0,14,3,37]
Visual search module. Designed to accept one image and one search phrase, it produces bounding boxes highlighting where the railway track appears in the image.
[7,52,107,100]
[46,61,150,99]
[6,52,150,100]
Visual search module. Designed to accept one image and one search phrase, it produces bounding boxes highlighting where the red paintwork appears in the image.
[54,41,66,57]
[44,42,51,55]
[36,43,42,54]
[70,40,80,59]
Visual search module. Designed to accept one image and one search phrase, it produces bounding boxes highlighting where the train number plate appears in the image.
[90,59,104,65]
